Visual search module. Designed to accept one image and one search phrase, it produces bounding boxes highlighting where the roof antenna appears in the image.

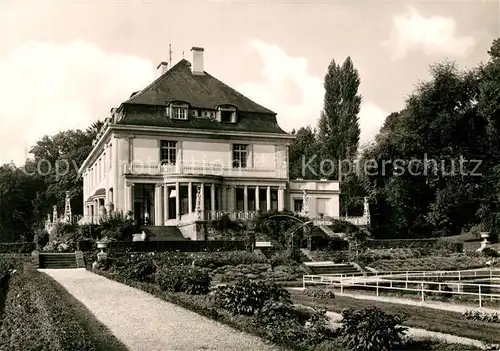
[182,51,185,59]
[168,28,172,67]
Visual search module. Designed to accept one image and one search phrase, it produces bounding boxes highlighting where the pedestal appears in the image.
[97,250,108,261]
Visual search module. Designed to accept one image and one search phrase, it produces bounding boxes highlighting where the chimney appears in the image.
[190,47,204,75]
[156,61,168,76]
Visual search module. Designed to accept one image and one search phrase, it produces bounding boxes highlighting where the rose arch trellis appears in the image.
[266,214,315,252]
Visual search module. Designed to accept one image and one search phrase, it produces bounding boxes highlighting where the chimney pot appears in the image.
[156,61,168,75]
[190,47,204,75]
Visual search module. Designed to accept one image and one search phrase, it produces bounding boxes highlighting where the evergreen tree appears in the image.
[317,57,362,180]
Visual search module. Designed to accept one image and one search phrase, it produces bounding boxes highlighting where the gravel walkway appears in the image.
[40,269,279,351]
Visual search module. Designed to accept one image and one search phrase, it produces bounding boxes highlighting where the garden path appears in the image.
[40,268,280,351]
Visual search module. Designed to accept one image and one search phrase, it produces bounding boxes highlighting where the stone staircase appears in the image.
[39,253,78,269]
[141,226,186,241]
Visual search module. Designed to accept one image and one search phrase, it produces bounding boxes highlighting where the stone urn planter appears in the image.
[477,232,491,252]
[96,240,109,261]
[96,241,108,250]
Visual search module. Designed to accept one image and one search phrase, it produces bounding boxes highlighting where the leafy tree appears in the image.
[289,126,320,180]
[363,61,489,238]
[0,163,44,242]
[29,122,102,217]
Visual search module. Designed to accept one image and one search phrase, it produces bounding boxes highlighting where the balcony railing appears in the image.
[312,216,369,226]
[123,162,287,178]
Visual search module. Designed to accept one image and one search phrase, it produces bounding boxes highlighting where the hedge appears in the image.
[364,239,463,252]
[0,242,36,254]
[105,240,247,253]
[0,265,127,350]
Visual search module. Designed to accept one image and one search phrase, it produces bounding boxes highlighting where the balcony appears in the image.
[123,162,287,179]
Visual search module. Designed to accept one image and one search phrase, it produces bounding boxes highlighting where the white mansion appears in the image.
[78,47,360,239]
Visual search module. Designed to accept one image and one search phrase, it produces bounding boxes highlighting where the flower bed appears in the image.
[89,264,480,350]
[368,255,492,271]
[0,265,127,350]
[87,251,305,286]
[364,239,463,253]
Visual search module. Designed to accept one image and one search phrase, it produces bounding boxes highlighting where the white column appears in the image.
[229,186,235,211]
[200,183,205,211]
[154,184,161,226]
[244,185,248,212]
[222,186,227,211]
[111,138,118,206]
[266,186,271,211]
[188,182,193,213]
[211,183,216,214]
[175,182,180,220]
[278,186,285,211]
[163,185,168,223]
[255,186,260,211]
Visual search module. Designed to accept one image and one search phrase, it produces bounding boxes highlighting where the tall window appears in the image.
[232,144,248,168]
[160,141,177,165]
[171,106,188,120]
[235,188,244,211]
[294,199,303,213]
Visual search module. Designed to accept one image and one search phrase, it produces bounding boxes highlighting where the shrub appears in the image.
[213,278,291,315]
[115,255,157,282]
[155,266,211,294]
[463,310,500,323]
[338,307,408,351]
[253,300,309,345]
[195,251,267,268]
[482,247,499,258]
[78,224,101,240]
[99,211,140,241]
[0,242,35,254]
[303,286,335,300]
[254,301,335,348]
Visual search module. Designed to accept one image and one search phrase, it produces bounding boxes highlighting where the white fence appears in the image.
[303,270,500,308]
[308,268,500,280]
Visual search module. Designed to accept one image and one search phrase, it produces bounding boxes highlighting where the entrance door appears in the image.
[133,184,155,225]
[168,197,176,220]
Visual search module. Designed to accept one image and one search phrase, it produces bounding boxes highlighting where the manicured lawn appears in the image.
[289,290,500,344]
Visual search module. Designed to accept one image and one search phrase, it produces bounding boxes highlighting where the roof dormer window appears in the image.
[217,105,237,123]
[168,102,189,120]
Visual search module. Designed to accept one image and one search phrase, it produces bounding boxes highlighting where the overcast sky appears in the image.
[0,0,497,165]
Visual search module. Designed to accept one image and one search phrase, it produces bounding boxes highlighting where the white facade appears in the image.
[80,125,340,227]
[78,48,342,238]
